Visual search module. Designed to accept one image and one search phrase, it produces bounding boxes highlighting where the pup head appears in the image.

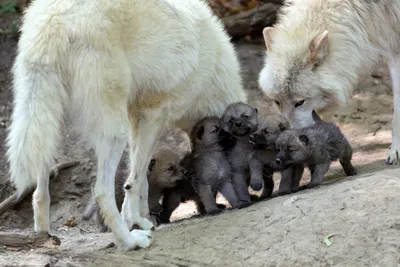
[249,113,290,150]
[220,102,259,138]
[190,116,223,148]
[258,23,344,129]
[147,147,187,188]
[274,130,310,169]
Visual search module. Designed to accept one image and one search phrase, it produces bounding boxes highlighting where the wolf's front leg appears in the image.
[121,104,165,231]
[386,55,400,165]
[94,137,152,251]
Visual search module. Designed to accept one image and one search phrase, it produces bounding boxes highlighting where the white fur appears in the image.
[7,0,246,250]
[258,0,400,164]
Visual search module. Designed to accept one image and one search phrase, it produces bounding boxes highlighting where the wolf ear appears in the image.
[299,135,309,146]
[196,126,205,140]
[308,30,329,68]
[262,27,274,51]
[148,159,156,171]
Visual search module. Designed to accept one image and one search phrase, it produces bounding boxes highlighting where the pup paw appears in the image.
[386,146,400,165]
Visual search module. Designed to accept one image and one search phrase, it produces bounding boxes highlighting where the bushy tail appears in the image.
[6,54,67,195]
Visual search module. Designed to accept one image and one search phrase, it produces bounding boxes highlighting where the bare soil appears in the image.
[0,12,400,267]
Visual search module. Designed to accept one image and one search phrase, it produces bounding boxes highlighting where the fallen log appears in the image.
[0,160,80,216]
[222,2,282,38]
[0,228,61,249]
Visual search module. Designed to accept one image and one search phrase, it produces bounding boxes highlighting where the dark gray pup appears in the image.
[220,102,259,208]
[82,147,187,231]
[248,113,293,199]
[275,110,357,189]
[158,116,233,223]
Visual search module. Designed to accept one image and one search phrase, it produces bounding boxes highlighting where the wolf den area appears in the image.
[0,2,400,266]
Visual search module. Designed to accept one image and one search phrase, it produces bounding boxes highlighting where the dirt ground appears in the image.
[1,10,400,267]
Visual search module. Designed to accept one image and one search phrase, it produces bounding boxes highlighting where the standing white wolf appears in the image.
[6,0,246,250]
[258,0,400,165]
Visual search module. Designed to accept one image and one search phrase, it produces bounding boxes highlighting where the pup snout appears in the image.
[249,134,255,142]
[235,121,243,127]
[180,169,188,177]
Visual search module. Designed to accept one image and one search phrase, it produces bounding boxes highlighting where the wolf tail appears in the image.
[6,54,67,195]
[311,110,323,123]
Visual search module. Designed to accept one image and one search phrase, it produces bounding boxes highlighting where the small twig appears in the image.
[0,160,80,216]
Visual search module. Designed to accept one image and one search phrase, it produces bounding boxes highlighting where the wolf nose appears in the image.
[275,158,282,165]
[235,121,243,127]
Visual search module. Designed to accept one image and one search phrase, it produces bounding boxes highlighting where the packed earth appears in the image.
[0,8,400,267]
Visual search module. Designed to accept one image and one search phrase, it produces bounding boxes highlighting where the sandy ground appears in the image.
[0,11,400,267]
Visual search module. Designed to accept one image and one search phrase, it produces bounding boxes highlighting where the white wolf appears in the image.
[6,0,246,250]
[258,0,400,165]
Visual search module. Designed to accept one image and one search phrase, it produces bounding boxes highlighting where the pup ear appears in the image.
[262,27,274,51]
[308,30,329,68]
[148,159,156,171]
[299,135,309,146]
[254,108,258,114]
[312,110,322,123]
[196,126,205,140]
[278,121,290,132]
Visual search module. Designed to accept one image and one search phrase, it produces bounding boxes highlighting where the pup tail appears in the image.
[6,54,67,196]
[312,110,323,123]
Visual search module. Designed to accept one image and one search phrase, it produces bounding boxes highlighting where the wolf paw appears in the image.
[122,211,155,231]
[118,229,153,252]
[386,146,400,165]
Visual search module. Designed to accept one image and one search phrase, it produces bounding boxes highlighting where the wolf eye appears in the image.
[294,100,305,108]
[274,100,280,106]
[167,166,175,172]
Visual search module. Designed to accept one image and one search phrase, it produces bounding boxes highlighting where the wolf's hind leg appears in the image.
[386,55,400,165]
[94,137,152,251]
[122,103,167,231]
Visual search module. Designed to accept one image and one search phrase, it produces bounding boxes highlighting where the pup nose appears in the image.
[275,158,282,165]
[235,121,243,127]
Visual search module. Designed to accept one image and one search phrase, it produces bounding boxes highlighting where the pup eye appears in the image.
[288,148,295,152]
[242,114,249,119]
[211,126,219,133]
[274,100,280,106]
[276,148,280,152]
[294,100,305,108]
[229,118,234,123]
[167,166,175,171]
[262,129,269,134]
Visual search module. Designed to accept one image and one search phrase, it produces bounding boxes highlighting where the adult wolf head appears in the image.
[257,1,366,129]
[258,26,338,129]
